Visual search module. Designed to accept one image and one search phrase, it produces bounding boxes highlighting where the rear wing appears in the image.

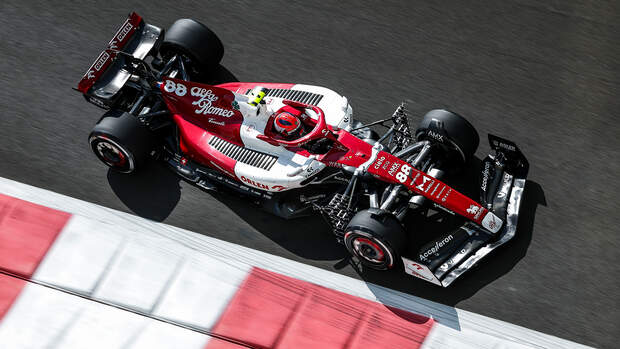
[76,12,144,94]
[76,12,163,110]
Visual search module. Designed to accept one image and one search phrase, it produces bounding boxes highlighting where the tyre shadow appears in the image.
[106,162,181,222]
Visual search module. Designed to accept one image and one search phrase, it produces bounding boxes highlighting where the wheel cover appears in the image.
[96,141,127,167]
[352,237,385,263]
[90,135,135,173]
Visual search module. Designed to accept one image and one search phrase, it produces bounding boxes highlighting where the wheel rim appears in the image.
[90,135,135,173]
[96,141,126,167]
[352,237,385,263]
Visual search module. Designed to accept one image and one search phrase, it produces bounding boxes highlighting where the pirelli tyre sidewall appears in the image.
[89,110,153,174]
[344,209,407,270]
[416,109,480,164]
[160,19,224,70]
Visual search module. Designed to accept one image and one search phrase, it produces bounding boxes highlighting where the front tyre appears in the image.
[416,109,479,164]
[344,209,407,270]
[89,110,154,174]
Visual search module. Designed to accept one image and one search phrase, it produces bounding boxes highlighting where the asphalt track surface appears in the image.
[0,1,618,347]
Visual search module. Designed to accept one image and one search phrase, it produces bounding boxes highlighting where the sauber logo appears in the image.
[466,204,479,215]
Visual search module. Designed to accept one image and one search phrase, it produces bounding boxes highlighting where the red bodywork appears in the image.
[160,77,500,230]
[77,12,143,93]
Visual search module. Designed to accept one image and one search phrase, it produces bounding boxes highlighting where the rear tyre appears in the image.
[89,110,154,174]
[344,209,407,270]
[416,109,479,163]
[160,19,224,70]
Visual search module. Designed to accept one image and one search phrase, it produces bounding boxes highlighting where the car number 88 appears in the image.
[395,164,412,183]
[163,80,187,97]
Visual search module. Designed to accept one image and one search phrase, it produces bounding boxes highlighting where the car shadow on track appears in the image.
[106,162,182,222]
[210,191,350,261]
[356,178,545,310]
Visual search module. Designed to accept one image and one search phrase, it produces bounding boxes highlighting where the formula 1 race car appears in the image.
[76,13,529,287]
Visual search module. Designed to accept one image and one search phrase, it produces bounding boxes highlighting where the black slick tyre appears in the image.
[344,208,407,270]
[88,110,153,174]
[416,109,479,163]
[160,19,224,69]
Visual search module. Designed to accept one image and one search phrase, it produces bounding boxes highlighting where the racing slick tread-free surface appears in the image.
[1,1,619,348]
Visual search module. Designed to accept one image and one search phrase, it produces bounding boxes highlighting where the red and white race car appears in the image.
[76,13,529,286]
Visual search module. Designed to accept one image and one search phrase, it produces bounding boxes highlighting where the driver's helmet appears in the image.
[274,111,302,138]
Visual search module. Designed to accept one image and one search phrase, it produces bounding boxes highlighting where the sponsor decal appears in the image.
[388,162,401,176]
[208,118,226,126]
[240,176,281,191]
[493,140,516,151]
[481,212,502,233]
[303,162,322,177]
[326,161,343,168]
[94,51,110,71]
[496,172,512,199]
[415,175,431,191]
[466,204,479,215]
[232,101,240,110]
[86,70,95,79]
[189,86,235,117]
[441,188,452,202]
[430,183,441,196]
[419,234,454,261]
[402,258,443,286]
[373,156,385,170]
[474,207,484,220]
[88,97,107,108]
[481,161,490,191]
[271,185,286,192]
[116,22,133,42]
[432,202,455,215]
[427,130,444,142]
[381,160,390,170]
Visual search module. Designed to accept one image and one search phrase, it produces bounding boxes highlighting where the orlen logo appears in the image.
[117,22,133,41]
[94,51,110,71]
[240,176,269,190]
